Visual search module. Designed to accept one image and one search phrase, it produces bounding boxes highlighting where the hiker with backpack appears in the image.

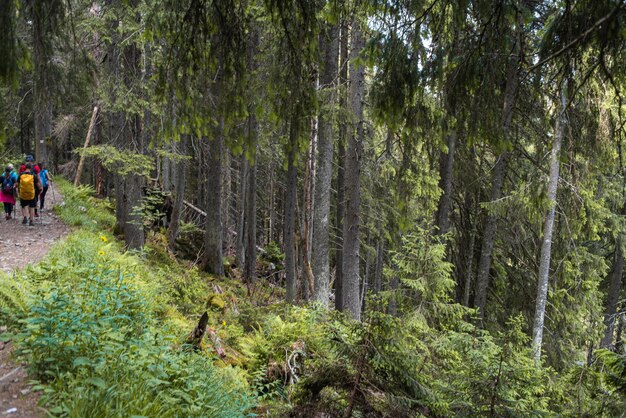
[19,155,40,175]
[18,162,42,226]
[1,165,18,220]
[38,162,52,211]
[20,155,41,217]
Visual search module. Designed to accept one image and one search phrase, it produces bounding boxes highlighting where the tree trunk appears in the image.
[114,173,126,233]
[222,146,232,252]
[74,106,99,186]
[32,8,51,163]
[334,17,349,311]
[244,21,258,282]
[109,19,144,250]
[435,129,456,237]
[244,143,258,283]
[124,165,145,249]
[203,130,225,276]
[374,237,384,293]
[167,134,187,252]
[124,108,145,250]
[461,182,480,306]
[600,239,624,349]
[532,86,566,363]
[312,22,339,307]
[302,118,316,300]
[285,111,300,303]
[342,21,365,321]
[473,24,521,321]
[463,223,477,307]
[94,118,105,197]
[388,274,399,317]
[236,155,249,267]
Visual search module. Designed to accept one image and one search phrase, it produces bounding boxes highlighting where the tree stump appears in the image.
[185,311,209,350]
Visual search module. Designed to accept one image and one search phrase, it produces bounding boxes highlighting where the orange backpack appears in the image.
[19,172,36,200]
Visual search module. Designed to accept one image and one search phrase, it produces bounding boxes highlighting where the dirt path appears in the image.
[0,182,69,417]
[0,183,69,275]
[0,342,43,417]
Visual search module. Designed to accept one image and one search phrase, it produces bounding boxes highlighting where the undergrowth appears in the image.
[0,179,624,417]
[3,179,253,417]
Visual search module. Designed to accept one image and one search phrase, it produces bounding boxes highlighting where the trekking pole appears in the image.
[40,198,44,225]
[51,181,57,206]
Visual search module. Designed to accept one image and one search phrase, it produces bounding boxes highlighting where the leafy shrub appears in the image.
[19,268,150,380]
[43,337,253,417]
[17,264,253,417]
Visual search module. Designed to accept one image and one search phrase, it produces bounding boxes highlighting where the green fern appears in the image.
[0,272,34,327]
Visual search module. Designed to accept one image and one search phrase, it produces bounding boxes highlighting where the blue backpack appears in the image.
[40,169,49,188]
[2,174,14,195]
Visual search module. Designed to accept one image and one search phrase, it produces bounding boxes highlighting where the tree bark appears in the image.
[203,131,225,276]
[600,239,624,348]
[473,23,521,321]
[222,146,232,251]
[532,86,566,363]
[285,111,300,303]
[124,103,145,249]
[74,106,99,186]
[302,119,316,299]
[244,22,259,282]
[32,6,51,163]
[342,20,365,321]
[167,135,187,252]
[312,22,339,307]
[244,143,258,283]
[108,12,144,250]
[373,237,384,293]
[124,164,145,249]
[334,17,349,311]
[435,129,456,237]
[463,219,477,307]
[236,155,249,267]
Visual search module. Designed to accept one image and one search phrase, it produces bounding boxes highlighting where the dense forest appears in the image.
[1,0,626,416]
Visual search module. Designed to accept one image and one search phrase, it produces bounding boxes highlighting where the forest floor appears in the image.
[0,182,68,417]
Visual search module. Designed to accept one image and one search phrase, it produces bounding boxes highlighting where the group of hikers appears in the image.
[0,155,52,226]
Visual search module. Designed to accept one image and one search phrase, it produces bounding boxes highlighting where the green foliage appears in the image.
[548,359,626,417]
[4,176,626,417]
[13,236,253,417]
[0,271,33,328]
[289,310,554,417]
[129,188,171,230]
[54,179,115,231]
[259,240,285,268]
[427,316,552,416]
[596,349,626,394]
[32,330,253,417]
[75,145,153,177]
[391,228,455,305]
[0,180,254,416]
[19,268,149,379]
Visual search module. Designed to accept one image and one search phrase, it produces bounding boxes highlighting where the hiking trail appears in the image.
[0,183,68,274]
[0,182,68,417]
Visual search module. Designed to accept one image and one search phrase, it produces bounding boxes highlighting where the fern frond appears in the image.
[0,272,34,325]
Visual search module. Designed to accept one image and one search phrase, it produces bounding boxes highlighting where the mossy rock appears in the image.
[208,293,226,311]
